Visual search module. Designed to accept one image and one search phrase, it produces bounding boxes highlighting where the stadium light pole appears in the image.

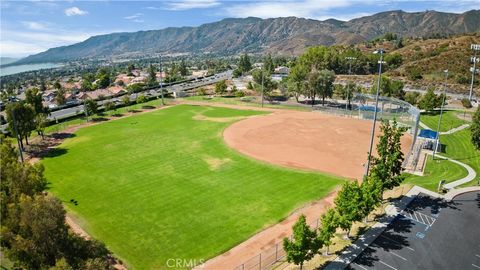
[469,44,480,101]
[365,49,385,177]
[159,55,165,105]
[433,70,448,160]
[345,56,357,111]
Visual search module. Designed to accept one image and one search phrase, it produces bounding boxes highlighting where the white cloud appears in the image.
[124,13,143,20]
[165,0,221,11]
[21,21,50,31]
[64,6,88,16]
[223,0,355,19]
[145,6,159,10]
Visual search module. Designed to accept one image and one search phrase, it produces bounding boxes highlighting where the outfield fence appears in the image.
[233,218,321,270]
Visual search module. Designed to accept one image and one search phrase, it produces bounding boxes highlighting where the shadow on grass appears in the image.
[128,109,142,113]
[42,147,68,158]
[92,117,109,122]
[112,113,124,117]
[141,105,155,109]
[51,133,76,140]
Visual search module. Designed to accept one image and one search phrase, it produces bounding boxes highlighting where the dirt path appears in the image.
[195,190,339,270]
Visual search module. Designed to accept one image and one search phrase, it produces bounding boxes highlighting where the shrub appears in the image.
[461,98,473,109]
[235,91,245,97]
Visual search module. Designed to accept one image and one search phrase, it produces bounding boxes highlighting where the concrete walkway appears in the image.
[437,153,478,189]
[440,123,470,135]
[325,185,480,270]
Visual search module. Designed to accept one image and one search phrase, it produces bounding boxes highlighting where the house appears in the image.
[42,90,56,102]
[108,86,126,96]
[275,66,290,75]
[86,89,113,100]
[131,76,146,84]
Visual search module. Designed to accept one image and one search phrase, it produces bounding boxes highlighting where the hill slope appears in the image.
[17,9,480,64]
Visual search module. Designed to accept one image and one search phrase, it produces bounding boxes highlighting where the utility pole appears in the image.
[11,107,24,163]
[159,55,165,105]
[345,56,357,111]
[469,44,480,101]
[433,70,448,160]
[365,49,385,177]
[261,69,264,108]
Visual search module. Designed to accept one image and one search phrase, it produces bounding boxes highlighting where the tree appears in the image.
[334,180,363,237]
[55,88,66,106]
[283,215,320,270]
[96,68,111,89]
[25,88,45,115]
[127,63,135,76]
[370,120,406,191]
[370,76,405,99]
[306,69,335,107]
[53,80,62,90]
[84,99,98,116]
[179,59,188,76]
[418,87,442,112]
[35,113,48,139]
[136,94,147,105]
[471,107,480,150]
[122,95,131,107]
[104,101,115,115]
[147,64,158,87]
[5,102,36,148]
[264,54,275,74]
[215,80,228,95]
[288,64,308,102]
[336,82,359,109]
[238,53,252,74]
[461,98,472,109]
[404,92,421,106]
[318,208,337,255]
[360,175,383,222]
[39,78,47,92]
[252,69,277,99]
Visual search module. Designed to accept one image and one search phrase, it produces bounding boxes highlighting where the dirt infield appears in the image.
[224,110,413,180]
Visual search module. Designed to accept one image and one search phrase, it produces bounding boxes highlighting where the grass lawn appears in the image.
[42,105,343,269]
[420,110,468,132]
[440,128,480,176]
[404,156,468,191]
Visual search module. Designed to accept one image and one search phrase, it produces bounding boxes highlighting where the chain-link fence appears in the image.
[233,218,320,270]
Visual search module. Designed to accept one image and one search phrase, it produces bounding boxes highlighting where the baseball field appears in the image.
[41,104,344,269]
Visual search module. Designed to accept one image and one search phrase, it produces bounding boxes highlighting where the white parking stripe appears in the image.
[353,263,368,270]
[391,252,407,261]
[472,263,480,269]
[378,235,415,251]
[476,254,480,258]
[379,260,398,270]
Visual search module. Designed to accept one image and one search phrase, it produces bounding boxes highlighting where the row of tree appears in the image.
[283,120,406,269]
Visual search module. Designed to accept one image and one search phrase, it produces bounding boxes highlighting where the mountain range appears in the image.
[15,9,480,65]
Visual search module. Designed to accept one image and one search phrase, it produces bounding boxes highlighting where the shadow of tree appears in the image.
[42,147,68,158]
[141,105,155,109]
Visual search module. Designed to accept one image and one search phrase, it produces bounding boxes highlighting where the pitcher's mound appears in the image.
[224,110,412,180]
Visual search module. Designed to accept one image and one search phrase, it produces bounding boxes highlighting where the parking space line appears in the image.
[352,263,368,270]
[391,252,407,261]
[379,260,397,270]
[476,254,480,258]
[378,235,415,251]
[472,263,480,269]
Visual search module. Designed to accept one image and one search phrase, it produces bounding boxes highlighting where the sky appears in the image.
[1,0,479,58]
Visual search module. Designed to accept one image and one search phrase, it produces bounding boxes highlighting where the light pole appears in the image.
[365,49,385,177]
[261,69,264,108]
[345,56,357,111]
[433,70,448,160]
[83,98,89,122]
[159,55,165,105]
[469,44,480,101]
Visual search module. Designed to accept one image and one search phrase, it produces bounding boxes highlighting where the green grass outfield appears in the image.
[42,105,343,269]
[420,110,468,132]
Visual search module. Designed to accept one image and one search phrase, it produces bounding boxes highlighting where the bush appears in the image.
[456,75,470,84]
[196,87,207,96]
[235,91,245,97]
[405,66,423,81]
[461,98,473,109]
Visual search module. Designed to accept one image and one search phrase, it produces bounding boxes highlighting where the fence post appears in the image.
[275,244,278,261]
[259,253,262,270]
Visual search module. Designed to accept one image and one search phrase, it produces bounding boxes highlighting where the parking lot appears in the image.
[348,191,480,270]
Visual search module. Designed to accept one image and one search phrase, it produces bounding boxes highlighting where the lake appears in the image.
[0,63,64,76]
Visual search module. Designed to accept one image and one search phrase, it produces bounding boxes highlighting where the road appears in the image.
[1,70,232,133]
